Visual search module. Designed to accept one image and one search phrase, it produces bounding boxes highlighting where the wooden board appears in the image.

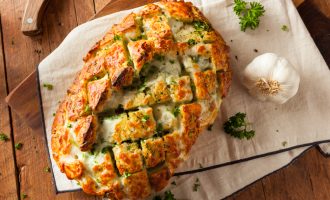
[1,0,330,199]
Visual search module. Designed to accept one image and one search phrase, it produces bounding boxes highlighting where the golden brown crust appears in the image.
[51,1,231,198]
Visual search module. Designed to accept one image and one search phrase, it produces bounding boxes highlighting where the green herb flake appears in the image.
[15,143,23,150]
[21,193,27,199]
[171,181,177,185]
[44,166,51,173]
[164,190,176,200]
[84,105,92,114]
[0,133,9,142]
[223,112,255,140]
[282,141,287,147]
[191,56,200,63]
[123,172,132,178]
[52,113,56,117]
[172,106,180,117]
[233,0,265,31]
[67,124,72,128]
[114,34,121,41]
[127,59,134,66]
[101,146,112,154]
[281,25,289,32]
[142,115,150,122]
[43,83,53,90]
[192,21,210,31]
[193,178,201,192]
[169,60,175,64]
[187,39,197,46]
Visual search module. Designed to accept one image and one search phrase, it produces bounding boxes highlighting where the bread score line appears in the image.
[51,1,231,199]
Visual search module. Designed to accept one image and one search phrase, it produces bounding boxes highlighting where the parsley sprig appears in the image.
[223,112,255,139]
[233,0,265,31]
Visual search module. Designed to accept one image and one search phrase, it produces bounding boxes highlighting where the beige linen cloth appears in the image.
[37,0,330,199]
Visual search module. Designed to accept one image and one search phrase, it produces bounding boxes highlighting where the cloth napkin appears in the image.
[37,0,330,199]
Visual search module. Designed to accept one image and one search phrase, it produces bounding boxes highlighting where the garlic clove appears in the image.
[242,53,300,104]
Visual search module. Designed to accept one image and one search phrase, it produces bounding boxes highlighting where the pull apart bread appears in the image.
[51,1,231,199]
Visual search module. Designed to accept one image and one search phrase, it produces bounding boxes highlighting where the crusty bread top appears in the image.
[51,1,231,199]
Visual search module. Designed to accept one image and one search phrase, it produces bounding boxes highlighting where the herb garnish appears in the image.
[233,0,265,31]
[67,124,72,128]
[114,34,121,41]
[223,112,255,139]
[123,172,132,178]
[21,193,27,199]
[164,190,176,200]
[281,25,289,32]
[282,141,287,147]
[43,83,53,90]
[192,21,210,31]
[15,143,23,150]
[142,115,150,122]
[187,39,197,46]
[193,178,201,192]
[84,105,92,114]
[44,166,51,173]
[0,133,9,141]
[154,54,165,61]
[101,146,112,154]
[172,106,180,117]
[191,55,200,63]
[171,181,177,185]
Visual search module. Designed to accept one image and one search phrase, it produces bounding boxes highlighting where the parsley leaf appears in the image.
[233,0,265,31]
[114,34,121,41]
[164,190,176,200]
[193,178,201,192]
[281,25,289,32]
[44,166,51,173]
[187,39,197,46]
[192,21,210,31]
[123,172,132,178]
[15,143,23,150]
[172,106,180,117]
[223,112,255,139]
[21,193,27,199]
[43,83,53,90]
[142,115,150,122]
[0,133,9,141]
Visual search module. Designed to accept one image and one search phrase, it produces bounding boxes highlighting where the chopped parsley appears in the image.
[281,25,289,32]
[67,124,72,128]
[127,59,134,66]
[171,181,177,185]
[169,60,175,64]
[164,190,176,200]
[123,172,132,178]
[44,166,51,173]
[193,178,201,192]
[114,34,121,41]
[233,0,265,31]
[43,83,53,90]
[142,115,150,122]
[172,106,180,117]
[21,193,27,199]
[187,39,197,46]
[282,141,287,147]
[191,55,200,63]
[223,112,255,139]
[0,133,9,141]
[192,21,210,31]
[52,113,55,116]
[156,123,164,136]
[84,105,91,114]
[15,143,23,150]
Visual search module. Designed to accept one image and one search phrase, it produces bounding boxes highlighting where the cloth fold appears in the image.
[37,0,330,198]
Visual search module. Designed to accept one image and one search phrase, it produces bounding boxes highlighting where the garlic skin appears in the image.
[242,53,300,104]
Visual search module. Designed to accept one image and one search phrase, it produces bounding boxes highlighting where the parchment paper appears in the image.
[37,0,330,198]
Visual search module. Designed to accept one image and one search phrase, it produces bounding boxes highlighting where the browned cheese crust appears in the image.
[51,0,231,199]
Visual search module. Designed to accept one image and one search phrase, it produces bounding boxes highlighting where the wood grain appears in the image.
[0,17,18,200]
[21,0,49,36]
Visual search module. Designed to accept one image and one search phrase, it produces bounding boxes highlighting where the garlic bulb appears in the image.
[242,53,300,104]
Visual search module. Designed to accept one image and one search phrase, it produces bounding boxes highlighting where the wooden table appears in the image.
[0,0,329,199]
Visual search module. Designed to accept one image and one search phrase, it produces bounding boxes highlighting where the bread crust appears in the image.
[51,1,231,198]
